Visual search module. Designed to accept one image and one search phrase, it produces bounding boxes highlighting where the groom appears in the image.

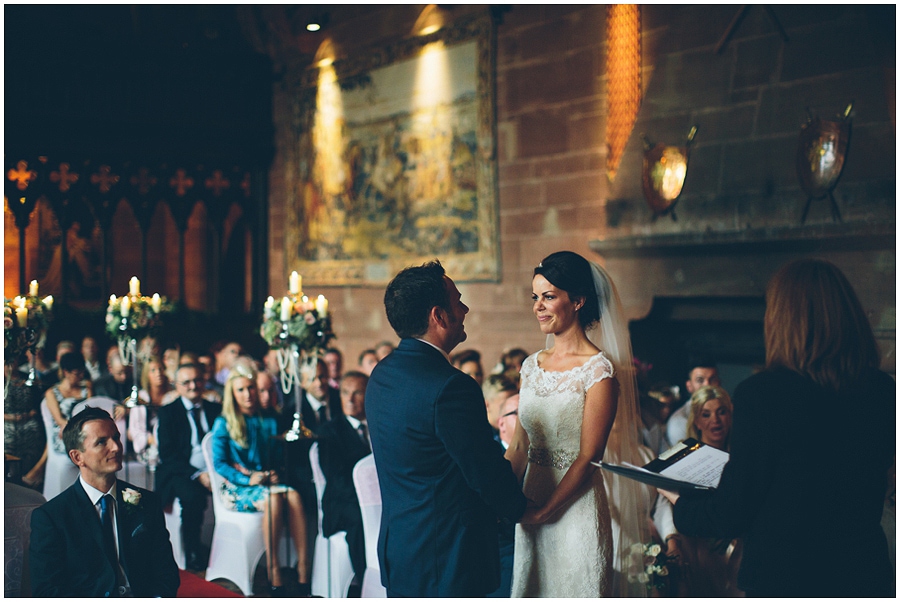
[29,407,180,597]
[367,260,527,597]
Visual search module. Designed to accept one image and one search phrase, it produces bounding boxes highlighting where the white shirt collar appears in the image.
[305,391,324,411]
[415,338,451,363]
[345,415,362,430]
[180,396,202,410]
[80,475,117,506]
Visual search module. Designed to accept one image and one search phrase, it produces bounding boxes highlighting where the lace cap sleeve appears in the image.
[582,351,615,391]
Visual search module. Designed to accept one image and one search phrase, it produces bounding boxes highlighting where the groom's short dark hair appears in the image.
[63,406,116,454]
[384,260,449,339]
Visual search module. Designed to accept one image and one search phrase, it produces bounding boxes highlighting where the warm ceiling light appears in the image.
[412,5,448,37]
[306,23,321,32]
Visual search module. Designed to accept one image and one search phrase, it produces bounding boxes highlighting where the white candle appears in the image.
[151,293,161,313]
[289,271,302,295]
[15,307,27,327]
[42,295,53,311]
[315,294,328,317]
[29,280,38,296]
[129,276,140,297]
[280,297,292,321]
[264,296,275,318]
[121,296,131,317]
[13,296,24,309]
[109,294,117,307]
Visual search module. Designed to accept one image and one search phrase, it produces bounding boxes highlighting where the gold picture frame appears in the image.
[284,12,499,286]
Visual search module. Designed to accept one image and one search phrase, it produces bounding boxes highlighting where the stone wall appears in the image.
[267,5,895,374]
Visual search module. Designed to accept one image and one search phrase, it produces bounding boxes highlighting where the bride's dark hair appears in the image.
[534,251,600,330]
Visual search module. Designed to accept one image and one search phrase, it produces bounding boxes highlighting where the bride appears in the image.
[506,251,650,597]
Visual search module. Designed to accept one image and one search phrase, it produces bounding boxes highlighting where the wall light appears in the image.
[641,126,697,221]
[412,5,449,37]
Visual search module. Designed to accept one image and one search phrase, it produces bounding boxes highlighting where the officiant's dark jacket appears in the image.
[673,367,895,597]
[366,338,527,597]
[29,479,179,597]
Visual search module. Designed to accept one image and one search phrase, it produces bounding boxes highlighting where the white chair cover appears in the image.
[39,400,79,501]
[352,454,386,597]
[309,442,355,598]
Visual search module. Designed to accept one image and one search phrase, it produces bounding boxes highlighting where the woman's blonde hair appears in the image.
[140,357,166,393]
[221,359,258,448]
[687,385,733,445]
[764,258,879,392]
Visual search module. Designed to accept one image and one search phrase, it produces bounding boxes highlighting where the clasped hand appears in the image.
[249,470,279,486]
[519,498,549,525]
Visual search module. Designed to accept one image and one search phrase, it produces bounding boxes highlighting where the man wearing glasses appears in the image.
[156,363,221,571]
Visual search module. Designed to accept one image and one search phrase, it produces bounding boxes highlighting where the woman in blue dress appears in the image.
[211,359,310,596]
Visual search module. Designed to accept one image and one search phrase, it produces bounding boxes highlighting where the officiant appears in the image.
[659,259,894,597]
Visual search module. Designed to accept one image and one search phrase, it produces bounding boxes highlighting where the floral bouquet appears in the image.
[105,293,172,343]
[627,542,672,591]
[259,296,334,354]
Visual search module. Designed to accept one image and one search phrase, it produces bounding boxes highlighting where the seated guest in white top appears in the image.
[666,359,720,445]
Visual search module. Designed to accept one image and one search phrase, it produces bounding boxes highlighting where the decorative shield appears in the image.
[641,126,697,221]
[796,103,852,223]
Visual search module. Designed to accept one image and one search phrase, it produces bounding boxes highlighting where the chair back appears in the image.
[200,432,227,514]
[352,454,382,571]
[39,400,79,500]
[309,442,327,531]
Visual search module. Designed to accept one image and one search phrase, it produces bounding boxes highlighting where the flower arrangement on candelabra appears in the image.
[259,271,335,441]
[4,280,54,391]
[105,276,171,408]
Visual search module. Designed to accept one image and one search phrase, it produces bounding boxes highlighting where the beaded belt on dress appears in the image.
[528,447,577,469]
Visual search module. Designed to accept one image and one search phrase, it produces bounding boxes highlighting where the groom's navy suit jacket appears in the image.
[366,338,527,597]
[29,479,180,597]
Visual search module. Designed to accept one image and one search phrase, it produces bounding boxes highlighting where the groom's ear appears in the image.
[430,304,448,330]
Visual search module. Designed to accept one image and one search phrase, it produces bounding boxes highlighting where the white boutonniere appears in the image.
[122,488,142,508]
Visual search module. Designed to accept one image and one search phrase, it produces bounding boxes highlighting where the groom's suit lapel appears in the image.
[71,483,108,555]
[115,481,144,579]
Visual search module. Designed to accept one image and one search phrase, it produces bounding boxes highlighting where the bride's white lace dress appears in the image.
[511,350,615,598]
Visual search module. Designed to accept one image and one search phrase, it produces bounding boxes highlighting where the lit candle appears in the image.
[120,295,131,317]
[15,306,27,327]
[280,297,292,321]
[289,271,302,296]
[151,293,161,313]
[42,295,53,311]
[129,276,140,297]
[109,294,117,307]
[14,296,26,309]
[264,296,275,319]
[315,294,328,317]
[29,280,38,297]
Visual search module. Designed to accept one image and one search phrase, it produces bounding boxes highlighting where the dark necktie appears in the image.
[317,404,328,425]
[358,423,370,451]
[191,406,205,439]
[99,494,119,577]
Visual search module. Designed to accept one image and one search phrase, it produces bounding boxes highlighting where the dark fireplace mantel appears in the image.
[589,222,895,258]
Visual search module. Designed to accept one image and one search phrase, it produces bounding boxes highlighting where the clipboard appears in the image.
[593,438,729,492]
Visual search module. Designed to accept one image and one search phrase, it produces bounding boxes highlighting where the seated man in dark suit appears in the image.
[279,357,344,576]
[317,371,372,594]
[93,346,134,401]
[156,363,221,571]
[29,407,179,597]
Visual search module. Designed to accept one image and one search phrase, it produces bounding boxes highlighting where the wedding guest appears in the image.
[323,348,343,390]
[317,371,372,595]
[358,349,378,376]
[374,341,395,361]
[498,347,527,375]
[664,386,742,597]
[661,259,895,597]
[81,336,106,382]
[93,347,134,402]
[162,344,181,384]
[44,352,92,454]
[452,348,485,386]
[482,373,517,433]
[127,357,174,457]
[5,356,47,489]
[666,358,721,445]
[156,363,221,571]
[29,407,179,596]
[496,394,519,450]
[257,370,280,416]
[211,360,310,597]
